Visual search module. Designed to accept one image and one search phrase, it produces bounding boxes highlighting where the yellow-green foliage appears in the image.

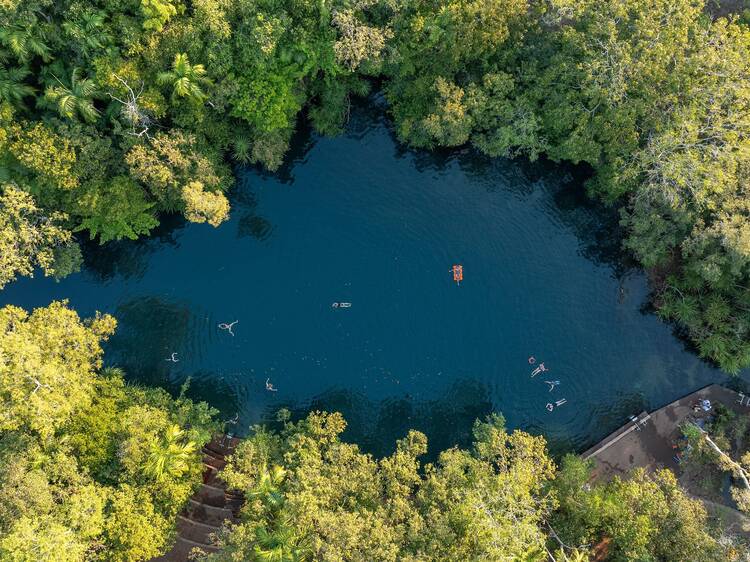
[208,412,557,562]
[0,184,80,288]
[0,302,218,562]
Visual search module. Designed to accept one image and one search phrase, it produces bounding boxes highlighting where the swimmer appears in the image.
[219,320,238,336]
[265,378,278,392]
[530,363,547,377]
[528,356,536,365]
[165,352,179,363]
[545,380,560,392]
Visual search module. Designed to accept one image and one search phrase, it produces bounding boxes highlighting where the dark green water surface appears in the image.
[1,101,739,456]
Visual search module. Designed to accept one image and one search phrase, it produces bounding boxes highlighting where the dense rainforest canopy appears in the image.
[2,0,750,371]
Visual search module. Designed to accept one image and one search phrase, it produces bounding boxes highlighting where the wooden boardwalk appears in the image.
[152,435,244,561]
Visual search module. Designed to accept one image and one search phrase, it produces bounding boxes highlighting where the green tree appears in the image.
[551,456,727,562]
[140,0,183,32]
[43,68,100,123]
[144,424,198,483]
[0,300,115,436]
[157,53,212,105]
[0,66,34,108]
[75,175,158,243]
[0,184,81,288]
[0,302,218,561]
[206,411,556,562]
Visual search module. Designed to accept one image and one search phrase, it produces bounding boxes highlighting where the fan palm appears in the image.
[144,424,198,482]
[43,68,100,122]
[0,66,35,107]
[157,53,212,104]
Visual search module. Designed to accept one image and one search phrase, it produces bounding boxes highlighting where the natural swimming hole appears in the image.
[1,100,740,457]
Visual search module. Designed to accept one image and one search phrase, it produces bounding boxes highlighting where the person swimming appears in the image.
[165,352,179,363]
[265,378,277,392]
[531,363,547,377]
[545,380,560,392]
[219,320,238,336]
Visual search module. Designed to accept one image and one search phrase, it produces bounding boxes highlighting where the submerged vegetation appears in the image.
[2,0,750,370]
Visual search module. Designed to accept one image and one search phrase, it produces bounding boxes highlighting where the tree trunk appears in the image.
[698,427,750,490]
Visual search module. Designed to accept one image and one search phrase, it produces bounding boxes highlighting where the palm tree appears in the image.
[157,53,212,104]
[252,516,311,562]
[144,424,198,482]
[43,68,100,123]
[62,10,112,59]
[248,464,287,511]
[0,66,35,108]
[0,24,51,62]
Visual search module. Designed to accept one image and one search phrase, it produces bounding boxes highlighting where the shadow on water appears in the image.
[80,213,188,282]
[366,91,635,278]
[106,296,192,386]
[228,175,275,241]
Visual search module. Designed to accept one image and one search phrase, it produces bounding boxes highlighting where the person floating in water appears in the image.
[546,398,567,412]
[265,378,277,392]
[531,363,547,377]
[332,302,352,308]
[450,264,463,285]
[219,320,238,336]
[165,352,179,363]
[545,380,560,392]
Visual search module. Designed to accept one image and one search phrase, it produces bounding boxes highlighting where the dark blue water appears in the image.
[1,101,739,456]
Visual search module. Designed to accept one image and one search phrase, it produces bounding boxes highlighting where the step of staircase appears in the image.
[151,536,220,561]
[177,515,220,545]
[149,434,244,561]
[184,499,236,527]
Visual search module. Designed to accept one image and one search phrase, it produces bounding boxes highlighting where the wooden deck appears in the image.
[582,384,744,481]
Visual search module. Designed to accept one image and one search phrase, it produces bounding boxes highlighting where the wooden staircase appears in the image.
[152,435,244,561]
